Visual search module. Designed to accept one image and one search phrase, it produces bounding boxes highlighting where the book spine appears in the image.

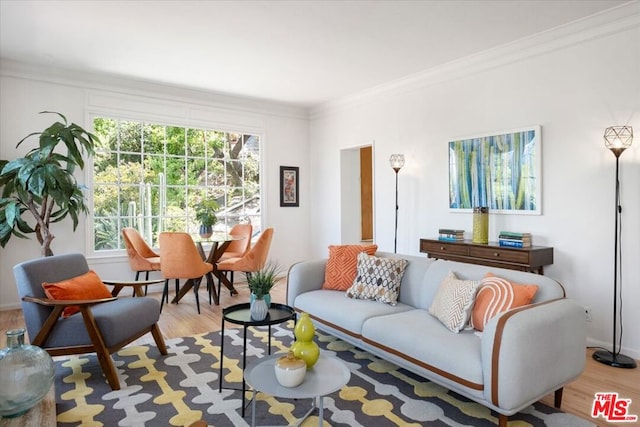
[498,235,531,241]
[438,236,462,242]
[498,240,528,248]
[439,233,463,239]
[438,229,464,235]
[498,231,530,238]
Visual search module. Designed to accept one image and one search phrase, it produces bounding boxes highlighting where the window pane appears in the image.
[94,185,119,216]
[187,128,205,157]
[95,217,119,250]
[166,126,185,155]
[143,123,165,153]
[119,121,142,153]
[94,118,118,151]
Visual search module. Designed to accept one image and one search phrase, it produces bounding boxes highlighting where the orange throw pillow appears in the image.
[42,270,112,318]
[322,244,378,291]
[470,272,538,331]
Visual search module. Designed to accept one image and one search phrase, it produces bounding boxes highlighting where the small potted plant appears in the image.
[247,261,282,320]
[195,199,219,238]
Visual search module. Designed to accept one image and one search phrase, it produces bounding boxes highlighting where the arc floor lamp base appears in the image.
[593,350,637,369]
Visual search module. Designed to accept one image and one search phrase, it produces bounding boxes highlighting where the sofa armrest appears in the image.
[481,298,586,413]
[286,259,327,306]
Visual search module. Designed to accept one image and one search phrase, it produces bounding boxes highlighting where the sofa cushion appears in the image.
[470,273,538,331]
[362,309,484,387]
[322,244,378,291]
[346,253,408,305]
[42,270,113,318]
[428,271,480,333]
[293,289,413,336]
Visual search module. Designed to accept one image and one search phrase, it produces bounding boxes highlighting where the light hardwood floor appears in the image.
[1,279,638,426]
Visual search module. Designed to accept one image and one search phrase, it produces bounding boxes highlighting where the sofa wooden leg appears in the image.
[498,414,508,427]
[555,387,564,408]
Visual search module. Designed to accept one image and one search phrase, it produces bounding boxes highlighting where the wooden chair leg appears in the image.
[151,323,168,355]
[80,306,120,390]
[498,414,508,427]
[555,388,563,408]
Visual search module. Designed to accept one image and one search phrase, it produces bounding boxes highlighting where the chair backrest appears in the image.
[122,228,159,265]
[224,223,253,256]
[159,232,212,279]
[13,253,90,343]
[220,227,274,272]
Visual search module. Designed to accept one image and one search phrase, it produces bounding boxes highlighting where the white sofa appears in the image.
[286,251,587,426]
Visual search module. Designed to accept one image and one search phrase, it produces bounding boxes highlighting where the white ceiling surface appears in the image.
[0,0,630,108]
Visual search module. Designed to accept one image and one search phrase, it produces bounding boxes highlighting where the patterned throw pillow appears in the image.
[322,244,378,291]
[345,253,408,305]
[470,273,539,331]
[42,270,113,318]
[428,271,480,333]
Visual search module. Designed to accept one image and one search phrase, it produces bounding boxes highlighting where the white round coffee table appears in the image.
[244,353,350,427]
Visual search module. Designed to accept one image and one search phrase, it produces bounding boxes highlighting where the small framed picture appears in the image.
[280,166,299,207]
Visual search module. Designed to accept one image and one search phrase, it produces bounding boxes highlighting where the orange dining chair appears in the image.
[122,227,161,295]
[216,227,274,297]
[218,223,253,286]
[159,232,213,314]
[219,223,253,261]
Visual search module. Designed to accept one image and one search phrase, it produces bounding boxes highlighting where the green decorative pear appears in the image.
[290,312,320,369]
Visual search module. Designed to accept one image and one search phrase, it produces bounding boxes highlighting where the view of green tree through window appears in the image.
[92,117,260,251]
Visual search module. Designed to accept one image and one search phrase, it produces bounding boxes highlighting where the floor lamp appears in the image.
[389,154,405,253]
[592,126,636,369]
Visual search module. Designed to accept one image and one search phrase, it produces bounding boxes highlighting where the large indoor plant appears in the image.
[0,111,96,256]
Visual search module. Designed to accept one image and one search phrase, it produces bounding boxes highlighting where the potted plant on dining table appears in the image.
[195,199,219,239]
[247,261,282,320]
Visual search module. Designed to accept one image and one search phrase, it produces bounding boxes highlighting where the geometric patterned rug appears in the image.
[54,321,594,426]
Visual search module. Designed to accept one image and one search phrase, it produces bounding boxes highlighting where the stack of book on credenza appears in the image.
[438,228,464,242]
[498,231,531,248]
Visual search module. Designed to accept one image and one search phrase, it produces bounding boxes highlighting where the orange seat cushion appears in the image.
[470,272,538,331]
[42,270,113,318]
[322,244,378,291]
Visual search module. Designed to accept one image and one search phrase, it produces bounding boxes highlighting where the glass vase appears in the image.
[0,329,55,418]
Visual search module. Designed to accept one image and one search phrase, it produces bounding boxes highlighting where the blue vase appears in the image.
[0,329,55,418]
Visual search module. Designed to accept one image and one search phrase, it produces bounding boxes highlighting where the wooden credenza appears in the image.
[419,238,553,274]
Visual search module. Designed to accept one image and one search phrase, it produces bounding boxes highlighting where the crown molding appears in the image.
[310,1,640,120]
[0,59,309,121]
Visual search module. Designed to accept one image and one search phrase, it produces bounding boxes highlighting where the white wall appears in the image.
[309,9,640,358]
[0,62,312,309]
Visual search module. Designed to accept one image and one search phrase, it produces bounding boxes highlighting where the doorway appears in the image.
[340,144,374,244]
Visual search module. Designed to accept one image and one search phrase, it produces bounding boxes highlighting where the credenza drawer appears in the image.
[468,246,529,264]
[421,240,469,256]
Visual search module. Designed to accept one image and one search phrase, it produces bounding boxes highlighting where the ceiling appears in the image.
[0,0,630,108]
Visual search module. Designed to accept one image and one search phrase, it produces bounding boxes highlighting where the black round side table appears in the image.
[219,302,296,416]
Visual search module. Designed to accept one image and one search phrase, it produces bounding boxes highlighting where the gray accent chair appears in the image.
[13,253,168,390]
